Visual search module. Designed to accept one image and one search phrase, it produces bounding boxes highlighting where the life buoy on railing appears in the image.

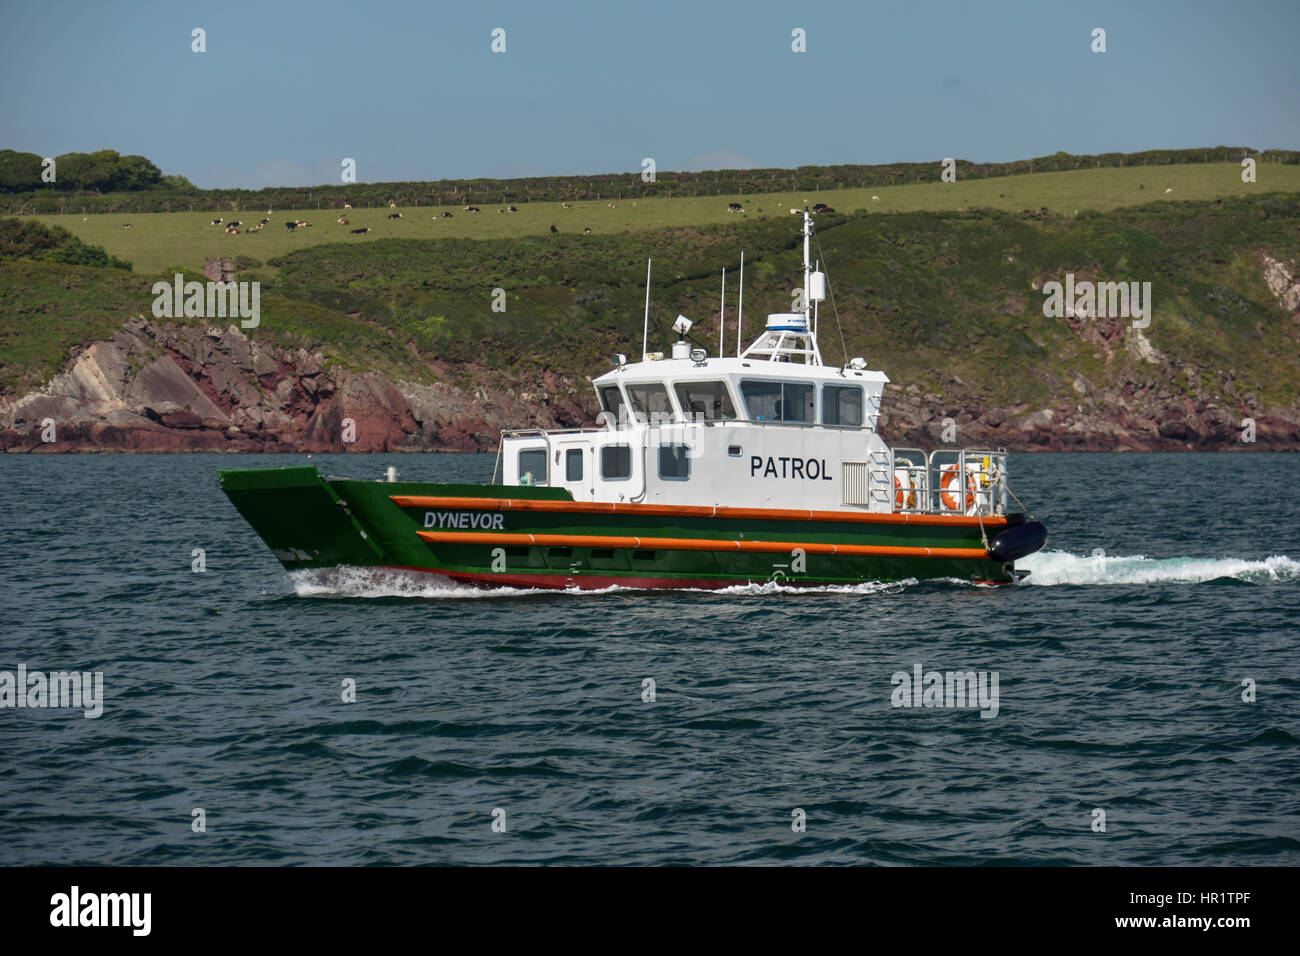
[940,464,977,512]
[893,469,917,509]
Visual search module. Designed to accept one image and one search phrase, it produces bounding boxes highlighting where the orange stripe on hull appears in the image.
[391,495,1006,528]
[415,530,989,560]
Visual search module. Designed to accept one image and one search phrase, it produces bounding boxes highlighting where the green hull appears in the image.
[219,465,1021,589]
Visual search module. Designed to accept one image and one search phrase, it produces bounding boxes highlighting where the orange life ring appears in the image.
[893,471,917,509]
[940,465,976,511]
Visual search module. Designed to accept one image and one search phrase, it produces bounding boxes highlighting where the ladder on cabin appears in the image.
[867,448,893,510]
[865,392,882,431]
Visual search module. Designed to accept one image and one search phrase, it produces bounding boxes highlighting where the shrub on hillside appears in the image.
[0,217,130,269]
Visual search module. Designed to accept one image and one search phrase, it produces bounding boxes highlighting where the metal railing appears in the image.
[849,447,1009,516]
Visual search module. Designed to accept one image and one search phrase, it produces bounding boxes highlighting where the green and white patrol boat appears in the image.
[220,210,1046,589]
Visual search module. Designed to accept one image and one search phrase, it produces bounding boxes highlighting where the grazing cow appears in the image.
[389,202,397,208]
[871,195,880,201]
[790,208,800,215]
[123,223,133,229]
[549,225,558,233]
[387,213,402,219]
[344,203,352,209]
[260,218,270,225]
[465,206,480,213]
[227,220,241,227]
[507,205,517,213]
[338,218,350,225]
[607,203,616,208]
[812,203,829,212]
[285,221,298,230]
[441,212,453,218]
[295,220,312,227]
[1164,187,1173,193]
[561,203,571,208]
[583,227,592,234]
[727,203,744,213]
[350,227,371,234]
[226,227,239,235]
[211,218,223,225]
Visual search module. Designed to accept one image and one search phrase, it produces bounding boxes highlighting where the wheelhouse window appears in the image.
[517,448,547,485]
[658,444,690,480]
[625,382,674,423]
[601,445,632,480]
[822,384,864,426]
[740,380,814,423]
[673,380,737,421]
[598,385,627,423]
[565,448,584,482]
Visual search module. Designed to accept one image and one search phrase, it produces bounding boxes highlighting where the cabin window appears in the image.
[517,448,547,485]
[823,384,864,426]
[626,383,674,423]
[673,381,736,421]
[659,444,691,480]
[601,445,632,480]
[598,385,627,423]
[740,380,814,423]
[565,448,584,482]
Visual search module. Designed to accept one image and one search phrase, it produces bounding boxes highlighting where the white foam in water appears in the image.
[1018,550,1300,586]
[286,554,1299,598]
[287,566,567,600]
[286,566,920,599]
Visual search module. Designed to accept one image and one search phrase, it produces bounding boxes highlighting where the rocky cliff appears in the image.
[3,309,1297,453]
[0,318,592,453]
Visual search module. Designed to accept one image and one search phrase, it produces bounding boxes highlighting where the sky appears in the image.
[1,0,1296,189]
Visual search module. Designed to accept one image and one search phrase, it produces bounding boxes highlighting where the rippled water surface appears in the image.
[1,452,1297,865]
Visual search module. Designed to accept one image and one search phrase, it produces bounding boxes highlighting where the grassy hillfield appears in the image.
[3,151,1299,453]
[28,162,1300,275]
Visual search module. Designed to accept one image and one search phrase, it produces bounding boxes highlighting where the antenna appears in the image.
[719,267,726,357]
[641,258,652,361]
[813,258,819,336]
[736,251,744,356]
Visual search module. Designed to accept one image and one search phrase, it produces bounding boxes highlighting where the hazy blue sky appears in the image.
[2,0,1296,188]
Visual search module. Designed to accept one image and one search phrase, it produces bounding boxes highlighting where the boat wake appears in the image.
[283,554,1298,599]
[1017,550,1300,586]
[285,566,919,599]
[285,567,565,600]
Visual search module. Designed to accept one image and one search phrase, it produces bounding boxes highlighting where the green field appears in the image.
[32,162,1300,274]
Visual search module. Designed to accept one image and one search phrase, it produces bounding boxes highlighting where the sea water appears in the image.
[1,452,1296,865]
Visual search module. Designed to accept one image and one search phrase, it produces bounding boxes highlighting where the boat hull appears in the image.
[219,466,1025,589]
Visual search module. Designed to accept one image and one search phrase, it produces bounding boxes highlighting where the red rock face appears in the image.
[0,318,598,453]
[1,316,1295,453]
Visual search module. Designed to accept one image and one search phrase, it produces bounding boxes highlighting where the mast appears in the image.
[641,258,652,361]
[803,209,812,330]
[736,251,744,357]
[719,267,726,357]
